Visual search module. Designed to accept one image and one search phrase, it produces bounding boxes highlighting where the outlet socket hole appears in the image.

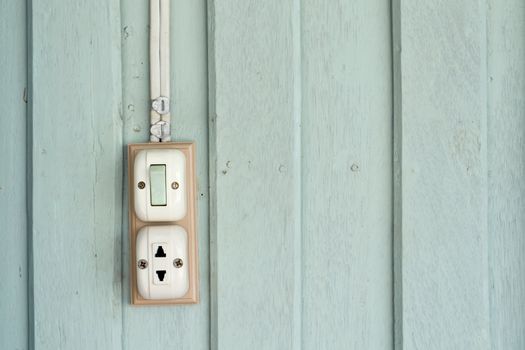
[156,270,166,281]
[155,246,166,258]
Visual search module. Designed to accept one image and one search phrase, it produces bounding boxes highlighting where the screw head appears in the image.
[138,181,146,189]
[173,258,183,268]
[171,181,179,190]
[137,259,148,269]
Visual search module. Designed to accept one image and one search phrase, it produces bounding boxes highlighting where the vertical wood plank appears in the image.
[487,1,525,348]
[0,1,28,349]
[121,0,210,348]
[392,1,403,348]
[301,0,393,349]
[28,1,123,348]
[394,1,491,348]
[208,0,302,348]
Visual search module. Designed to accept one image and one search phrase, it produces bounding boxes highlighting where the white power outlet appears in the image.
[136,225,189,300]
[134,148,187,222]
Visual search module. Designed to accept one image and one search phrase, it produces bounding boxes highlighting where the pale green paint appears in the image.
[393,1,525,349]
[29,0,123,348]
[0,1,28,349]
[394,1,491,349]
[1,0,524,349]
[209,1,391,348]
[301,0,393,348]
[487,0,525,348]
[208,0,302,348]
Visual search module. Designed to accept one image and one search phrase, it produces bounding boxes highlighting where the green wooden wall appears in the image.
[0,0,523,349]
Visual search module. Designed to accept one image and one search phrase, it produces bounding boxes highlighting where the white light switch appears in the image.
[134,149,187,222]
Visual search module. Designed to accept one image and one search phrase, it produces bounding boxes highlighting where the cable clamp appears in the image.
[150,120,170,140]
[151,96,170,115]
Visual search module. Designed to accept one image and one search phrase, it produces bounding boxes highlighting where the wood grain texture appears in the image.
[28,0,124,348]
[394,1,491,348]
[301,0,393,349]
[487,1,525,349]
[0,1,28,349]
[1,0,523,347]
[208,0,302,348]
[209,0,393,349]
[121,0,210,348]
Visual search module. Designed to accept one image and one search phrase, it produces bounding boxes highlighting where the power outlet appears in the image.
[136,225,189,300]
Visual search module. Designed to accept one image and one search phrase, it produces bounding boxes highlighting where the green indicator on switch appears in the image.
[149,164,167,206]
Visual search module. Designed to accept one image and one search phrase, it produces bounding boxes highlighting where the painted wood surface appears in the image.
[208,1,302,348]
[29,0,124,348]
[121,0,210,349]
[301,0,393,349]
[487,1,525,349]
[209,0,393,348]
[1,0,524,348]
[0,1,28,349]
[393,1,491,349]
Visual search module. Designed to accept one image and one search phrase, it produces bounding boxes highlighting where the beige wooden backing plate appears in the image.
[128,142,199,305]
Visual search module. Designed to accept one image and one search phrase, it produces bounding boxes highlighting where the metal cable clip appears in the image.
[151,96,170,115]
[150,120,171,140]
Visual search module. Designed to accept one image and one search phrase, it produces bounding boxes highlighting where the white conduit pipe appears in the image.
[150,0,171,142]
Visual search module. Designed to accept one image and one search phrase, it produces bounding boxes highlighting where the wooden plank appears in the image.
[0,1,28,349]
[487,1,525,348]
[394,1,491,348]
[121,0,210,348]
[392,1,403,348]
[301,0,393,349]
[28,1,123,348]
[208,0,302,348]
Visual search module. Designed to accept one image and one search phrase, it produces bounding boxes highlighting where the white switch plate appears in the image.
[134,148,187,222]
[136,225,189,300]
[128,142,199,306]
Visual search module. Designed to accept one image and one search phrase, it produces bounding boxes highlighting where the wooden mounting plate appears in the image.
[128,142,199,305]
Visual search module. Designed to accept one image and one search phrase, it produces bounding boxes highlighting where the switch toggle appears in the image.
[149,164,167,206]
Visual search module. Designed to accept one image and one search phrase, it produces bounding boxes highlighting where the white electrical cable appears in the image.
[159,0,170,101]
[150,0,171,142]
[150,0,160,109]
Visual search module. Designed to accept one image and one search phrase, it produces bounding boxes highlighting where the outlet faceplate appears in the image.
[128,142,198,305]
[136,225,189,299]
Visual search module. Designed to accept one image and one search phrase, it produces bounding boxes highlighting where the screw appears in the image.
[138,259,148,269]
[173,258,183,268]
[171,181,179,189]
[138,181,145,189]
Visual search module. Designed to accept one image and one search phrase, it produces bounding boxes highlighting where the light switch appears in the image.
[134,149,187,222]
